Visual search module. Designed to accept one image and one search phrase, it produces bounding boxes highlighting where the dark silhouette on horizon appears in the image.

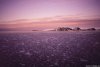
[55,27,96,31]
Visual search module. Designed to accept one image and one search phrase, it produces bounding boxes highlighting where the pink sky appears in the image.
[0,0,100,30]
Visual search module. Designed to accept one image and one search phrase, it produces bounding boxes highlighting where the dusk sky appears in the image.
[0,0,100,30]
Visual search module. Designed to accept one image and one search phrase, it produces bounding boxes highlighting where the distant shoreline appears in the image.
[32,27,100,32]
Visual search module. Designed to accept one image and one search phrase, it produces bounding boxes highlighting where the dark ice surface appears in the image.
[0,31,100,67]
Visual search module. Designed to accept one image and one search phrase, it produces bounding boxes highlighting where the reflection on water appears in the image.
[0,31,100,67]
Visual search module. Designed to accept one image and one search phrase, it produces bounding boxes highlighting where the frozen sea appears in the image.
[0,31,100,67]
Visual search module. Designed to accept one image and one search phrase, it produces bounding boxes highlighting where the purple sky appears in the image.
[0,0,100,30]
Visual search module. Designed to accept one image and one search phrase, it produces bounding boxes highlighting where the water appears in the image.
[0,31,100,67]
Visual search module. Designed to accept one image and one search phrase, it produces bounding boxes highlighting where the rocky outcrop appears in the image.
[56,27,96,31]
[56,27,72,31]
[73,27,81,31]
[87,28,96,31]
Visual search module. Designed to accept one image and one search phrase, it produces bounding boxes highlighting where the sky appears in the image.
[0,0,100,30]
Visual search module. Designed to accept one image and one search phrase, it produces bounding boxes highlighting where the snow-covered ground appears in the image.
[0,31,100,67]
